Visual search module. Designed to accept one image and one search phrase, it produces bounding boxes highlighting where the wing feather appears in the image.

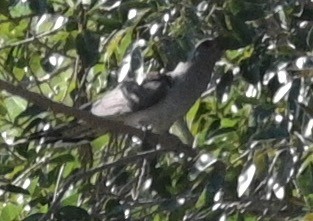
[91,74,172,117]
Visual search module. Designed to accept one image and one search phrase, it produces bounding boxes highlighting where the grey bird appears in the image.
[91,39,222,134]
[28,39,222,143]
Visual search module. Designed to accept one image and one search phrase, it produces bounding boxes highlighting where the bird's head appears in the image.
[193,39,222,62]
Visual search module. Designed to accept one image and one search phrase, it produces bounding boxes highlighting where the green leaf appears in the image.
[62,193,79,206]
[116,29,133,61]
[221,118,238,128]
[4,96,27,120]
[297,162,313,195]
[0,203,23,221]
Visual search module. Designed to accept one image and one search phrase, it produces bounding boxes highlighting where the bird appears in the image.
[91,39,222,133]
[26,39,222,144]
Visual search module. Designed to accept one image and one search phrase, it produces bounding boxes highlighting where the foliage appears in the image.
[0,0,312,220]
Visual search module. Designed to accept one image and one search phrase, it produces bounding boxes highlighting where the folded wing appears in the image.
[91,74,172,117]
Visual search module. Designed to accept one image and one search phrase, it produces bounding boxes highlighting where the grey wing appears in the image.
[91,84,134,117]
[91,75,172,117]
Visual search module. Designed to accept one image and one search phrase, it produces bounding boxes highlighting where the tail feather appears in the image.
[15,121,99,146]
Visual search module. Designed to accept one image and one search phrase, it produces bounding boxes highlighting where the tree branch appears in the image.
[0,79,197,156]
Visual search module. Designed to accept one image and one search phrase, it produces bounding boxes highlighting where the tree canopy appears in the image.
[0,0,313,220]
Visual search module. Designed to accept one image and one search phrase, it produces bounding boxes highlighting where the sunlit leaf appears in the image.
[0,203,23,221]
[237,162,256,197]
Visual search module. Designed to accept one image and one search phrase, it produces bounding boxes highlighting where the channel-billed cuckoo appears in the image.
[30,39,222,143]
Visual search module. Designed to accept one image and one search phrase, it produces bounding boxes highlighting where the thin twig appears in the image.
[0,28,63,51]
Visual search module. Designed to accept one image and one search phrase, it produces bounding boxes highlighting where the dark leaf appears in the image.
[22,213,45,221]
[16,105,46,121]
[49,154,75,164]
[0,165,14,175]
[1,184,30,195]
[226,13,254,45]
[253,126,289,140]
[228,0,265,21]
[76,31,100,68]
[28,0,51,14]
[0,0,10,16]
[216,71,234,102]
[104,199,124,220]
[241,60,261,84]
[56,206,91,221]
